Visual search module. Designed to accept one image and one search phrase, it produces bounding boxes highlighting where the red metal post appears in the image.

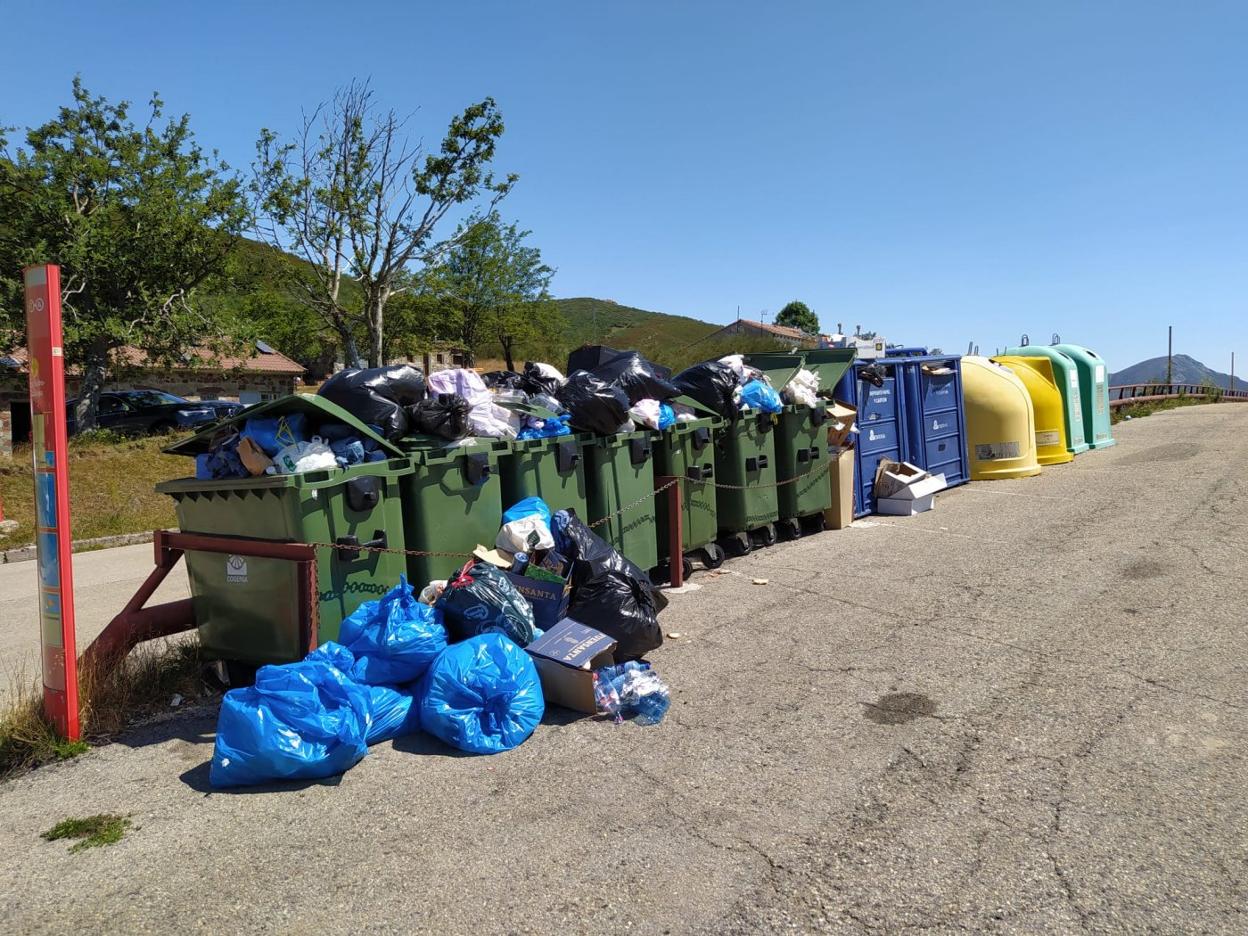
[657,475,684,588]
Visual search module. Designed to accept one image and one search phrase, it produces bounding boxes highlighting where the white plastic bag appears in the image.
[628,399,663,430]
[529,362,565,383]
[419,580,448,605]
[496,516,555,553]
[274,437,338,475]
[466,401,521,440]
[427,368,491,406]
[783,368,820,407]
[717,354,763,384]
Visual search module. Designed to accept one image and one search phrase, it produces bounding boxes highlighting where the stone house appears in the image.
[0,341,305,455]
[703,318,821,349]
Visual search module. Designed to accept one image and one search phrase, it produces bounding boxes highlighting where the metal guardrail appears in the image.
[1109,383,1248,407]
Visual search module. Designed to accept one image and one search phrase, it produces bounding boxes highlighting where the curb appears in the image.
[1,531,155,564]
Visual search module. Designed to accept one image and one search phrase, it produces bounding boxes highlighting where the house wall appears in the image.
[707,321,819,349]
[0,369,300,454]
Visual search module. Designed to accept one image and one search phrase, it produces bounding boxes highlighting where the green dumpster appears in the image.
[1001,345,1091,455]
[493,403,593,518]
[652,400,724,580]
[713,411,780,555]
[585,429,659,573]
[743,353,832,539]
[159,395,412,667]
[802,348,858,400]
[1052,344,1116,450]
[398,436,503,587]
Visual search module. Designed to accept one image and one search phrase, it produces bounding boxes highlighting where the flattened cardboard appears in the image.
[526,618,617,713]
[472,544,515,570]
[237,437,273,476]
[825,400,858,450]
[823,447,856,530]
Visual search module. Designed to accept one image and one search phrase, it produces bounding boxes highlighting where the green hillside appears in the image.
[553,297,727,368]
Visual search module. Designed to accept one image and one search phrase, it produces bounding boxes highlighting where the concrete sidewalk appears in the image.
[0,543,188,701]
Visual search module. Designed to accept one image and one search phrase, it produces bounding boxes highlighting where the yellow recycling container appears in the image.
[961,357,1042,480]
[992,356,1075,466]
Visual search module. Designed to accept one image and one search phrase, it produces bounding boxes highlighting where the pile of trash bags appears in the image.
[670,353,816,420]
[210,495,672,789]
[196,411,392,481]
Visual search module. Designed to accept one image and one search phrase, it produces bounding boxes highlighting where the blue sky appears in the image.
[3,1,1246,373]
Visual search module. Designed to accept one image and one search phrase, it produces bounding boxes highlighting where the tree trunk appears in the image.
[75,341,110,433]
[338,325,363,370]
[501,336,515,372]
[365,291,387,368]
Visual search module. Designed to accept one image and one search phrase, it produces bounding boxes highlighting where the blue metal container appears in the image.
[835,360,909,517]
[892,353,970,489]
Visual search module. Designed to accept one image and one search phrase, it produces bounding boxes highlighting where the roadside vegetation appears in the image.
[0,433,184,549]
[42,814,132,852]
[0,638,212,779]
[1111,380,1226,424]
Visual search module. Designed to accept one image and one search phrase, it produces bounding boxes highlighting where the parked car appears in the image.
[65,390,245,436]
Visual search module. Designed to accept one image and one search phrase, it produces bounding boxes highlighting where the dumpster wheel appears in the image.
[721,531,752,557]
[777,518,803,542]
[699,543,726,570]
[751,524,777,548]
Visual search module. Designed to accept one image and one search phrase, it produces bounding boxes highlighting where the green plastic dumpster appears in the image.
[397,436,503,587]
[159,395,412,667]
[802,348,858,398]
[652,399,724,580]
[585,429,659,574]
[714,411,780,555]
[1000,345,1090,455]
[493,403,593,519]
[744,353,833,539]
[1052,344,1116,450]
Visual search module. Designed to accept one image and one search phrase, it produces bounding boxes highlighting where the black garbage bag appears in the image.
[590,352,678,405]
[407,393,471,441]
[519,361,564,397]
[555,371,631,435]
[551,511,664,661]
[318,365,427,439]
[671,360,739,421]
[435,561,536,647]
[567,344,625,374]
[482,370,525,390]
[858,364,887,388]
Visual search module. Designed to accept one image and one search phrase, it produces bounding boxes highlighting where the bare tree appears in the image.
[252,81,514,367]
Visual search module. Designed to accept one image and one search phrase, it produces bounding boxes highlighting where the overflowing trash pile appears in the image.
[210,495,671,789]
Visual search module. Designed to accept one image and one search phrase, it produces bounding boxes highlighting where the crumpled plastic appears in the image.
[273,437,338,474]
[737,379,783,414]
[364,682,422,745]
[466,401,521,440]
[408,393,471,441]
[436,561,537,647]
[336,576,448,685]
[417,633,545,755]
[520,361,565,397]
[556,371,632,435]
[782,368,820,407]
[716,354,764,385]
[516,414,572,440]
[589,352,679,405]
[426,368,491,406]
[481,370,525,390]
[593,660,671,725]
[657,402,676,430]
[671,360,739,422]
[551,510,665,661]
[209,650,372,789]
[241,413,309,458]
[629,399,663,430]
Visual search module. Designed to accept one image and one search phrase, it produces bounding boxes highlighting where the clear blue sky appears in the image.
[3,0,1246,373]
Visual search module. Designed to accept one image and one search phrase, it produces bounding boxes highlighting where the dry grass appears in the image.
[0,638,214,779]
[1111,395,1220,424]
[0,433,187,549]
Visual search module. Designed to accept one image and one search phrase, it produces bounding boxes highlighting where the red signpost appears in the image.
[23,264,79,741]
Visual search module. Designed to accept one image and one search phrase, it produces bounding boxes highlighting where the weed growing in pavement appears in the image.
[41,814,132,852]
[1112,394,1222,424]
[0,638,216,780]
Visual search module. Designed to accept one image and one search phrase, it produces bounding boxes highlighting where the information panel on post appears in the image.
[23,264,79,741]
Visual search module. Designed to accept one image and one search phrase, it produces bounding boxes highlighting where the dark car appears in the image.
[66,390,243,436]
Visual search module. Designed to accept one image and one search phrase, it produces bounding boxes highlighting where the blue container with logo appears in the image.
[835,361,909,517]
[890,351,970,490]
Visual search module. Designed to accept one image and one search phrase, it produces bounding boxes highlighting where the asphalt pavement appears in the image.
[0,404,1244,934]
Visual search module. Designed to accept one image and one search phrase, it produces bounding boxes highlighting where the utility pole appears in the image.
[1167,325,1173,386]
[1232,351,1236,392]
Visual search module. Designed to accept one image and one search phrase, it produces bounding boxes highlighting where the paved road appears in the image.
[1,404,1245,934]
[0,544,189,702]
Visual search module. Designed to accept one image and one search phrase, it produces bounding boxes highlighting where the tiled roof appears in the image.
[714,319,814,341]
[2,342,305,375]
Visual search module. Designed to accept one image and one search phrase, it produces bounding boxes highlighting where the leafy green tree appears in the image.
[775,300,819,335]
[421,212,555,369]
[252,80,515,368]
[0,78,249,429]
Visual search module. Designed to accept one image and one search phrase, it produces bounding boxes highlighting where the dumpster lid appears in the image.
[161,393,408,459]
[801,348,856,389]
[742,353,806,390]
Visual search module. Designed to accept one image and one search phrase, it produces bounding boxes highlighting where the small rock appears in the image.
[667,632,682,639]
[753,578,769,585]
[0,519,18,537]
[170,693,183,708]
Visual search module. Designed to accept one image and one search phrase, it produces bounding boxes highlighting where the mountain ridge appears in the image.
[1109,353,1246,391]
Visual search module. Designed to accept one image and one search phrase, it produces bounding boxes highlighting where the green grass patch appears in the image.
[1,638,212,780]
[42,814,132,852]
[0,433,187,549]
[1111,395,1220,424]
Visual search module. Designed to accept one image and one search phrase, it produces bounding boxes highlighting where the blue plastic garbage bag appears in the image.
[657,403,676,430]
[516,415,572,440]
[209,650,372,789]
[738,379,782,414]
[436,562,536,647]
[241,413,309,457]
[417,633,545,754]
[338,576,448,685]
[502,496,552,529]
[364,683,421,744]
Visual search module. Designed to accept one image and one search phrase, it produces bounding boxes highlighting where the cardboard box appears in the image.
[504,569,571,630]
[873,459,947,515]
[823,446,856,530]
[525,618,617,714]
[237,437,273,476]
[824,400,858,449]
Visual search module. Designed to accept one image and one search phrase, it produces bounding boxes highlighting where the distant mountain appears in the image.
[1110,353,1247,390]
[553,297,720,351]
